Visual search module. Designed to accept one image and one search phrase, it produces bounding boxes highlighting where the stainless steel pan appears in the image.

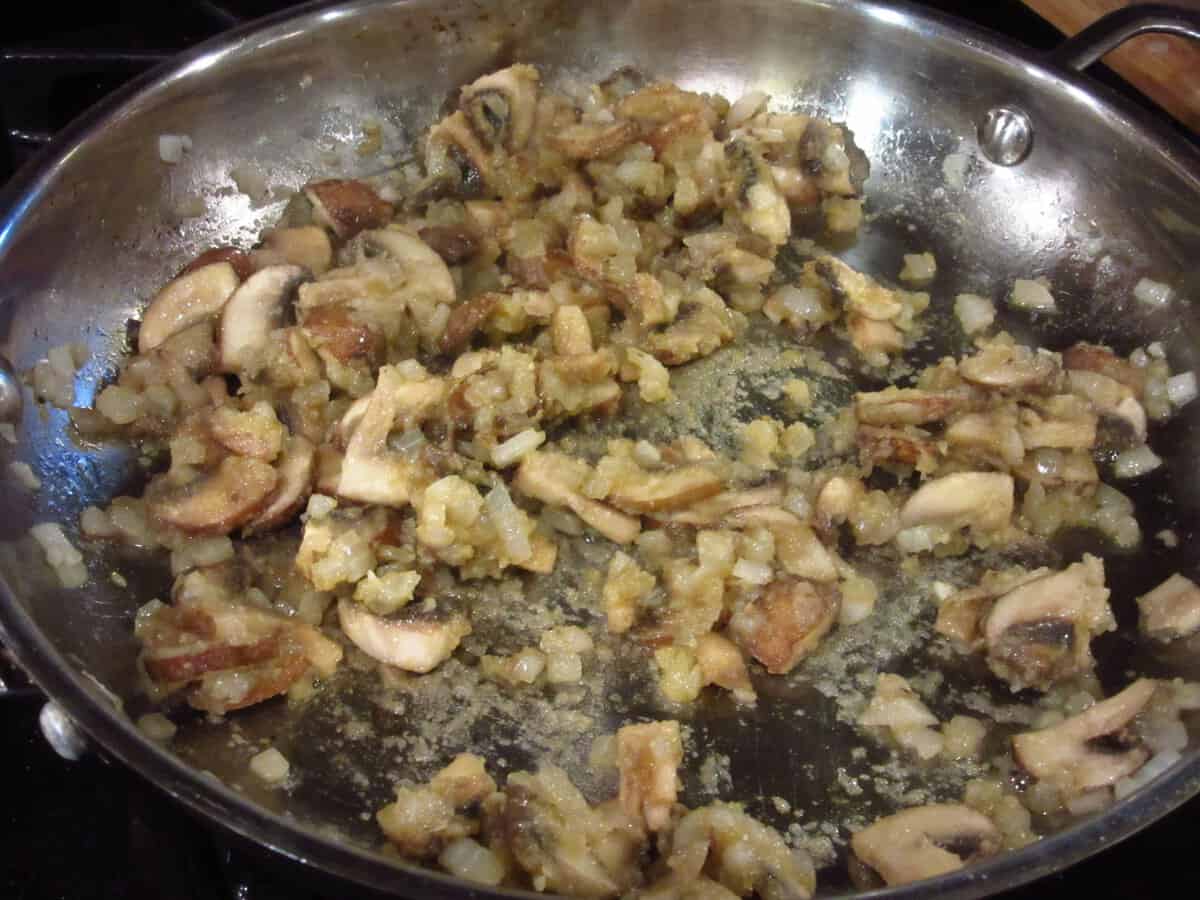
[2,1,1200,897]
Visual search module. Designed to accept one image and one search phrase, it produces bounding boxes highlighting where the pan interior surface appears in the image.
[1,1,1199,897]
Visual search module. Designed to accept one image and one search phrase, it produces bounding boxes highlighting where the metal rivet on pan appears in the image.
[0,356,21,422]
[978,106,1034,166]
[39,701,89,761]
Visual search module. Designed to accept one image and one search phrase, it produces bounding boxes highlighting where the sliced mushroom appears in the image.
[1012,679,1157,794]
[808,256,902,321]
[337,599,470,673]
[725,140,791,247]
[616,720,682,831]
[426,111,491,196]
[944,409,1025,468]
[151,456,278,535]
[1063,342,1145,397]
[900,472,1014,534]
[337,365,443,507]
[304,179,394,240]
[460,64,540,152]
[499,765,636,898]
[208,402,286,461]
[850,804,1000,887]
[729,577,839,674]
[847,314,902,358]
[667,803,815,900]
[1066,369,1147,441]
[300,303,380,363]
[138,261,240,354]
[440,292,501,354]
[959,341,1059,391]
[644,287,735,366]
[726,506,838,582]
[243,435,316,536]
[378,754,496,858]
[254,225,333,275]
[856,425,939,469]
[855,387,968,426]
[217,264,309,373]
[358,228,457,305]
[138,579,341,713]
[417,224,479,266]
[659,484,785,526]
[934,567,1049,650]
[181,246,255,280]
[514,451,641,545]
[1137,573,1200,641]
[607,465,724,514]
[552,120,639,160]
[983,554,1114,691]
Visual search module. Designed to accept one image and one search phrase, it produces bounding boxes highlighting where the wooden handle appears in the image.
[1022,0,1200,133]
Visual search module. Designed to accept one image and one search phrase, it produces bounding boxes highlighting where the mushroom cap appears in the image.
[1012,678,1157,794]
[850,804,1001,887]
[900,472,1014,533]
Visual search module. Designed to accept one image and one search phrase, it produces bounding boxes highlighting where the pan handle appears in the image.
[1050,3,1200,71]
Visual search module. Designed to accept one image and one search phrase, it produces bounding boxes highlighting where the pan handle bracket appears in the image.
[1050,2,1200,72]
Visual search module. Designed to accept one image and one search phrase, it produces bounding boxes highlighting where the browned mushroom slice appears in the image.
[138,261,240,354]
[243,436,316,536]
[1137,573,1200,641]
[253,225,333,275]
[181,246,256,280]
[850,804,1000,887]
[855,387,968,426]
[659,484,785,526]
[900,472,1014,534]
[934,567,1049,649]
[300,304,380,362]
[726,506,838,582]
[217,264,309,373]
[304,179,394,240]
[426,111,491,196]
[151,456,278,535]
[607,465,723,514]
[729,577,839,674]
[460,64,540,152]
[857,425,939,469]
[417,224,479,266]
[616,720,682,832]
[358,228,457,301]
[1012,679,1157,794]
[982,554,1114,691]
[552,120,639,160]
[337,599,470,673]
[514,451,641,545]
[337,366,442,507]
[644,287,735,366]
[499,766,631,898]
[959,341,1059,391]
[667,803,815,900]
[1063,342,1145,397]
[440,293,501,354]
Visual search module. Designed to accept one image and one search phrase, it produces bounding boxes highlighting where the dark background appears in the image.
[2,2,1198,898]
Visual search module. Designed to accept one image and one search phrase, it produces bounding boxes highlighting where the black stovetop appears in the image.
[2,2,1198,899]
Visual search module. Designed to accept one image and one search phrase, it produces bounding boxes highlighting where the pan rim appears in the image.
[1,1,1198,897]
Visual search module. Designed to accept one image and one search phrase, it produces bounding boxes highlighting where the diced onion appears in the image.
[732,558,774,585]
[249,747,290,784]
[31,523,87,588]
[1167,372,1197,407]
[898,252,937,283]
[137,712,178,742]
[158,133,193,164]
[1009,279,1057,312]
[954,293,995,334]
[484,483,532,563]
[438,838,505,886]
[1133,277,1174,308]
[773,285,825,323]
[491,428,546,468]
[1114,750,1181,801]
[1113,445,1163,479]
[728,90,769,129]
